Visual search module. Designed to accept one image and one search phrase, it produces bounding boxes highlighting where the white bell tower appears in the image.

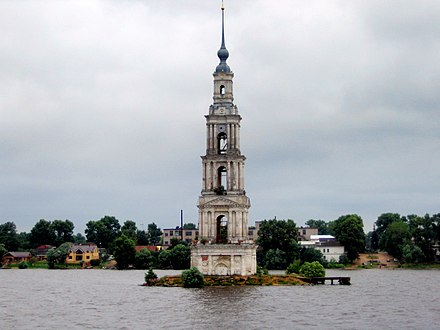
[191,3,257,276]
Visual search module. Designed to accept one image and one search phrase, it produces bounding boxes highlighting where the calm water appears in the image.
[1,268,439,329]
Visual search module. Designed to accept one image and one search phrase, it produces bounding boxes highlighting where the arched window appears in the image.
[217,132,227,154]
[215,166,227,195]
[220,85,226,95]
[216,215,228,243]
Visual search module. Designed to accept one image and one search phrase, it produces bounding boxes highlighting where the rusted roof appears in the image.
[4,252,32,258]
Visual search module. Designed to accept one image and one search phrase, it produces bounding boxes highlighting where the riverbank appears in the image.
[354,252,398,268]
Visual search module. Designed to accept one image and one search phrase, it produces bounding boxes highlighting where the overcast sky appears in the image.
[1,0,439,234]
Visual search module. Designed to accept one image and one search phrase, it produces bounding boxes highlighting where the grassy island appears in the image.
[149,274,309,287]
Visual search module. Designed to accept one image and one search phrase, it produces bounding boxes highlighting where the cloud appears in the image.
[0,1,438,234]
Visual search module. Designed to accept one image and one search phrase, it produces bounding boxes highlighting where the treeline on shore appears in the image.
[1,212,439,270]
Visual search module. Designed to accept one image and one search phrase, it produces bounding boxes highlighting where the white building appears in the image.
[300,235,345,262]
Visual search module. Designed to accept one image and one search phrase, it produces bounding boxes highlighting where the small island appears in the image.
[143,263,350,287]
[152,274,308,287]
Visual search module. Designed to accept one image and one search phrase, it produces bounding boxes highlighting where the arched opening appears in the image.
[217,132,227,154]
[216,215,228,243]
[214,263,229,275]
[220,85,225,95]
[215,166,227,195]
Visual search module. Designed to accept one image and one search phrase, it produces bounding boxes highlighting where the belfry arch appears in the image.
[216,215,228,243]
[217,132,227,154]
[217,166,227,194]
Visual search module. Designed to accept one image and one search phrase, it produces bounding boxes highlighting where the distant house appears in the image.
[299,235,345,262]
[35,245,55,260]
[162,227,199,246]
[2,252,32,264]
[66,244,99,265]
[297,227,319,241]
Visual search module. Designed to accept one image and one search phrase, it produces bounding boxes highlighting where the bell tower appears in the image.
[191,3,257,276]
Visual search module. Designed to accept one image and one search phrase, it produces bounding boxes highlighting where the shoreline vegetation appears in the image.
[3,259,440,271]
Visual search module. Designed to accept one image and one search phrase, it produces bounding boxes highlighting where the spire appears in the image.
[215,1,231,73]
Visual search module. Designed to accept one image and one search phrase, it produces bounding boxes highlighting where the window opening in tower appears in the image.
[218,132,228,154]
[215,166,227,195]
[220,85,225,95]
[216,215,228,244]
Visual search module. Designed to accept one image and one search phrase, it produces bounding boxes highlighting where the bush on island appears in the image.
[255,265,269,276]
[286,259,301,275]
[182,267,204,288]
[299,261,325,277]
[144,268,158,286]
[18,261,29,269]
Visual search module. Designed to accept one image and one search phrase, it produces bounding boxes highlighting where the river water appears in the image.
[1,268,439,329]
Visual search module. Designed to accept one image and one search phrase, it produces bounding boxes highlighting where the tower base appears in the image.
[191,244,257,276]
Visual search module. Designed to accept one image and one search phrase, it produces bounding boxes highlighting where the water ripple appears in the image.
[1,269,439,329]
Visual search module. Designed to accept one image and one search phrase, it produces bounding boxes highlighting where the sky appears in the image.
[1,0,439,234]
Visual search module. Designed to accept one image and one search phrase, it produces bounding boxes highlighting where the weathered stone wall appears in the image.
[191,244,257,276]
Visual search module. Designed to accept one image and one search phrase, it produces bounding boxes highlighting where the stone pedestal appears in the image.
[191,243,257,276]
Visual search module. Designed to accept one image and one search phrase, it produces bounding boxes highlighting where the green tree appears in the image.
[136,230,149,245]
[380,220,410,260]
[376,213,402,249]
[158,249,172,269]
[365,230,379,252]
[408,214,435,262]
[85,216,121,249]
[402,243,425,264]
[182,267,204,288]
[74,233,86,244]
[30,219,55,247]
[121,220,138,242]
[51,220,74,246]
[332,214,365,262]
[0,221,20,251]
[113,234,136,270]
[150,250,161,268]
[432,213,440,242]
[326,220,336,236]
[47,242,73,269]
[170,238,188,248]
[299,261,325,277]
[169,244,191,269]
[286,260,301,275]
[183,223,197,230]
[264,248,288,269]
[299,246,324,264]
[305,219,330,235]
[147,222,162,246]
[135,248,153,269]
[144,268,158,286]
[0,243,7,259]
[17,232,31,250]
[257,219,299,267]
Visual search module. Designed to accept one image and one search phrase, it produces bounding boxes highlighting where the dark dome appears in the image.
[215,62,231,73]
[217,47,229,62]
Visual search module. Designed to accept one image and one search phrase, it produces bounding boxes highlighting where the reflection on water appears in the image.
[1,269,439,329]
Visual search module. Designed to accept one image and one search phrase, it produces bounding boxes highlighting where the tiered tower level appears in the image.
[191,4,256,276]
